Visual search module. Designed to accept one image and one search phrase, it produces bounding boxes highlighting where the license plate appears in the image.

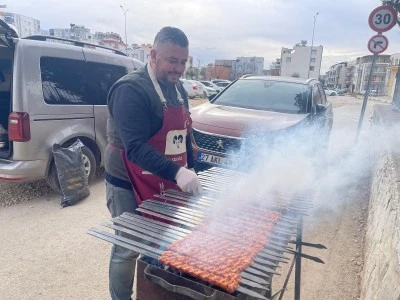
[197,152,237,168]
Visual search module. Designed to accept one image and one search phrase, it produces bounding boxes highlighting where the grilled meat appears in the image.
[160,208,282,293]
[160,250,240,293]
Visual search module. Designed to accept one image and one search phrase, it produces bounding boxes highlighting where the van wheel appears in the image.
[46,146,97,193]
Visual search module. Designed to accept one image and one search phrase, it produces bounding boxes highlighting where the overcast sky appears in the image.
[7,0,400,73]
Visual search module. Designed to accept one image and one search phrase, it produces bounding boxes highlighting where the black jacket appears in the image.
[105,65,194,188]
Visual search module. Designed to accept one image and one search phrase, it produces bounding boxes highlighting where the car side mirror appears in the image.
[208,94,216,101]
[316,104,327,114]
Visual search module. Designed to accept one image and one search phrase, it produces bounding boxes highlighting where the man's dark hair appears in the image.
[153,27,189,49]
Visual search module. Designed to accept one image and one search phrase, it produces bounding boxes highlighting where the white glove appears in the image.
[175,167,203,195]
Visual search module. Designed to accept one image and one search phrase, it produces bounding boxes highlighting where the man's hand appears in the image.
[175,167,203,195]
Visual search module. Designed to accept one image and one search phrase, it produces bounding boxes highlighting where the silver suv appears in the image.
[0,21,143,190]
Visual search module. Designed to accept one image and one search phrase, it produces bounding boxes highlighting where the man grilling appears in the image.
[105,27,202,300]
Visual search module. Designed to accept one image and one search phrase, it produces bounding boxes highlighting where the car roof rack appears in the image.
[23,35,128,56]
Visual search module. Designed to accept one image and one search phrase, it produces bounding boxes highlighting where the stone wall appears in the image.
[361,104,400,299]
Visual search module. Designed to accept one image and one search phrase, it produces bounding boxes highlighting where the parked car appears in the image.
[200,81,224,93]
[191,80,217,98]
[334,88,347,96]
[181,79,204,98]
[214,81,231,89]
[191,75,333,170]
[211,80,232,90]
[324,88,338,96]
[211,79,231,84]
[0,20,144,191]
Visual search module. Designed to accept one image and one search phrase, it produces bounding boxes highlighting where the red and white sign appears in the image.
[367,34,389,54]
[368,5,398,32]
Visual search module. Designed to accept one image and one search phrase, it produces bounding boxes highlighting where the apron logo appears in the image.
[173,135,184,148]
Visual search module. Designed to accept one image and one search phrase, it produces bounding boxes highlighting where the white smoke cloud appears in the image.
[203,107,400,214]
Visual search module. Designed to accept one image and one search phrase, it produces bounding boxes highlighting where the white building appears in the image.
[326,62,353,89]
[269,58,281,76]
[233,56,265,79]
[280,41,323,79]
[49,25,92,41]
[128,43,152,64]
[3,12,40,38]
[49,28,72,39]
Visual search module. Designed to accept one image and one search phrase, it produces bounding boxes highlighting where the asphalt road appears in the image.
[0,95,386,300]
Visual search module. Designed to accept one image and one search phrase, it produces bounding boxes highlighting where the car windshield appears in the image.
[201,81,212,87]
[216,82,230,87]
[213,79,310,114]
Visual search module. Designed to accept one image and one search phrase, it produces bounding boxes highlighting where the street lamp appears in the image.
[120,5,129,54]
[307,12,319,79]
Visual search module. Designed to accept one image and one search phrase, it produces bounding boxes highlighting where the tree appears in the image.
[383,0,400,25]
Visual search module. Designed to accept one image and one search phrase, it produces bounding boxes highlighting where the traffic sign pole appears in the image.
[355,53,377,143]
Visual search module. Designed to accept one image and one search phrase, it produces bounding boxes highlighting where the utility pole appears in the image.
[307,12,319,79]
[120,5,129,54]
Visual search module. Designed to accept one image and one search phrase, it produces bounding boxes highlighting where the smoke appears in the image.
[205,114,400,214]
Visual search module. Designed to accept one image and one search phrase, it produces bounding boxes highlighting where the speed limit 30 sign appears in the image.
[369,5,398,32]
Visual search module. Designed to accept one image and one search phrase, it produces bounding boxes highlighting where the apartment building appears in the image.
[280,41,323,79]
[3,12,40,38]
[269,58,281,76]
[326,62,353,90]
[385,53,400,98]
[352,55,391,94]
[233,56,264,79]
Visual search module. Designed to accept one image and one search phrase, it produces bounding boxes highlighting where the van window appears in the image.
[40,57,88,105]
[86,62,128,105]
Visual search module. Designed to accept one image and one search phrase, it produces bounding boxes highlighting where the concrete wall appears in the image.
[361,104,400,299]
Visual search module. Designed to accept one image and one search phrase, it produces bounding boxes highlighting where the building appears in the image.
[97,32,126,52]
[205,64,216,80]
[280,41,323,79]
[213,60,233,80]
[233,56,264,79]
[352,55,391,94]
[128,43,152,64]
[49,28,72,39]
[49,24,92,41]
[269,58,281,76]
[3,12,40,38]
[385,53,400,98]
[204,57,265,80]
[326,62,353,90]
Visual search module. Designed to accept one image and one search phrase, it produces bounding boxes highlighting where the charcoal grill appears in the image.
[89,167,325,300]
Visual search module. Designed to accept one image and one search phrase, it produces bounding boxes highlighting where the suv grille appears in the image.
[192,129,242,154]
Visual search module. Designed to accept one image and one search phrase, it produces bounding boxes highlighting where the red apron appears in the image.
[120,64,191,207]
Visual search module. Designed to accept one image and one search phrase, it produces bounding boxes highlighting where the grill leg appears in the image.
[294,215,303,300]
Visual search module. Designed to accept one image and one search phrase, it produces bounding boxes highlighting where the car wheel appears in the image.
[46,146,97,193]
[203,92,207,98]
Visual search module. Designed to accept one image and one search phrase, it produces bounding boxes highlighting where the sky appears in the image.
[6,0,400,73]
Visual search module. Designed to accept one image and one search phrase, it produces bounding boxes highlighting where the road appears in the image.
[0,95,384,299]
